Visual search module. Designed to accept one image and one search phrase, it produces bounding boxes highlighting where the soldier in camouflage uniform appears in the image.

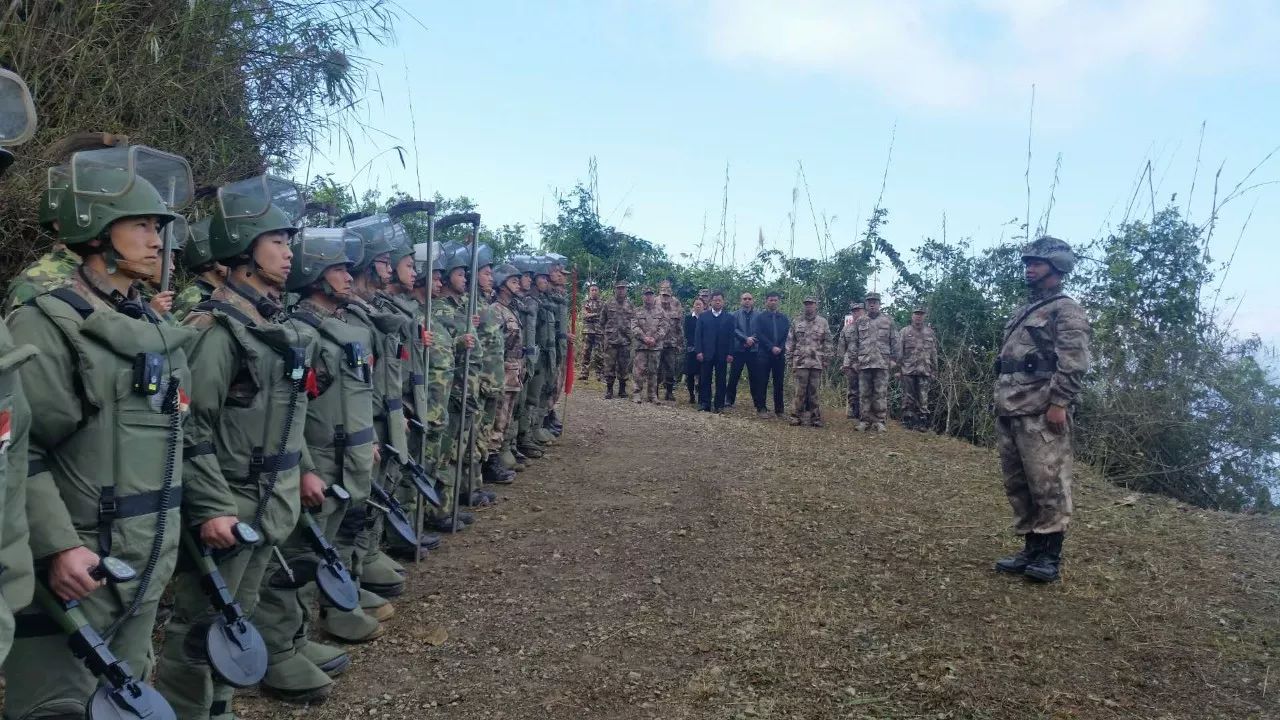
[420,250,461,525]
[897,307,938,431]
[598,280,635,399]
[850,292,898,432]
[578,282,603,381]
[629,287,668,403]
[993,237,1090,584]
[657,279,684,401]
[471,247,514,490]
[4,244,78,316]
[527,262,559,444]
[786,296,831,427]
[488,265,525,478]
[837,302,864,419]
[432,244,482,529]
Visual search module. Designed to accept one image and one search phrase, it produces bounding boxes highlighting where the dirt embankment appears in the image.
[234,389,1280,720]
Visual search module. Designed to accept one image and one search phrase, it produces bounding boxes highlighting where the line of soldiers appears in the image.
[579,279,685,402]
[0,70,574,720]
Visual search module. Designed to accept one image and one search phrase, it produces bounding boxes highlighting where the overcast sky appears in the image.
[310,0,1280,342]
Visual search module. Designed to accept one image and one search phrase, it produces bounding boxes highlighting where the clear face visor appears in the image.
[414,241,441,273]
[342,230,364,266]
[70,145,194,209]
[186,217,213,259]
[216,174,303,221]
[346,213,393,242]
[294,226,350,273]
[0,69,37,146]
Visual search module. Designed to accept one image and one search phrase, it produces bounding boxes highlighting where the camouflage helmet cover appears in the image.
[1021,235,1076,275]
[493,263,522,289]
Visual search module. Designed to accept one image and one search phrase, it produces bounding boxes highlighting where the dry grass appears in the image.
[226,385,1279,720]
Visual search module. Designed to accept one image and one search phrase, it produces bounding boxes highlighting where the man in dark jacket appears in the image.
[726,291,759,409]
[693,290,736,412]
[752,291,791,418]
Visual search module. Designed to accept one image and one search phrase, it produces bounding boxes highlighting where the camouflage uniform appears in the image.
[836,311,860,418]
[491,296,524,447]
[513,291,541,455]
[578,294,603,380]
[995,288,1090,536]
[3,246,78,314]
[786,307,831,425]
[423,306,455,481]
[474,294,504,474]
[629,297,668,402]
[546,288,568,410]
[171,277,219,322]
[897,322,938,426]
[850,312,898,426]
[598,295,635,387]
[657,293,684,394]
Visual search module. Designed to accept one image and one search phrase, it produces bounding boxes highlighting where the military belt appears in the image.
[27,458,47,477]
[183,441,216,461]
[410,372,425,386]
[331,426,375,448]
[97,486,184,555]
[995,354,1057,375]
[248,450,302,474]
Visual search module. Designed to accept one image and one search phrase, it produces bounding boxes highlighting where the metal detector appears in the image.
[34,558,178,720]
[181,521,268,688]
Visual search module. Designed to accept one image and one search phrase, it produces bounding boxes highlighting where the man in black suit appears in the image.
[693,290,736,412]
[752,291,791,418]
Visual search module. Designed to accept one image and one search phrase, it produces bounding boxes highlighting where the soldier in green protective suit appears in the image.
[374,229,442,559]
[255,227,376,701]
[541,254,570,436]
[326,214,407,638]
[515,256,548,461]
[154,176,317,720]
[3,168,79,316]
[3,146,210,719]
[0,67,38,669]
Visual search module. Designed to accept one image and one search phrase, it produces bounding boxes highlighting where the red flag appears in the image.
[304,368,320,399]
[564,266,579,395]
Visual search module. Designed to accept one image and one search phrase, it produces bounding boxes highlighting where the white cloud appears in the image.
[702,0,1278,112]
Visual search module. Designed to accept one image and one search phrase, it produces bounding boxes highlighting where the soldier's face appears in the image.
[589,286,600,299]
[803,302,816,318]
[536,276,550,292]
[550,266,566,285]
[866,299,880,316]
[1024,259,1056,287]
[643,293,655,307]
[431,270,444,297]
[109,216,164,267]
[448,267,467,293]
[765,296,779,311]
[614,286,626,301]
[323,264,353,300]
[912,312,925,328]
[253,231,294,283]
[521,273,533,291]
[396,255,416,287]
[852,309,864,322]
[478,265,494,293]
[505,277,522,296]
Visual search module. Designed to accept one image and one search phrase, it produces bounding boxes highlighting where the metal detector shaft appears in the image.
[449,215,483,533]
[415,206,436,564]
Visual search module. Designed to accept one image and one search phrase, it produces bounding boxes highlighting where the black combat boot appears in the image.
[916,413,930,432]
[664,385,675,402]
[994,534,1043,575]
[1024,532,1064,583]
[482,454,514,485]
[605,381,614,399]
[618,380,629,399]
[687,387,696,404]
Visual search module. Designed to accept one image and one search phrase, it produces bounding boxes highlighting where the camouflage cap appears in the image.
[865,291,881,301]
[912,306,926,314]
[698,288,710,295]
[851,302,864,310]
[586,280,598,288]
[615,279,631,288]
[803,295,818,304]
[642,286,655,294]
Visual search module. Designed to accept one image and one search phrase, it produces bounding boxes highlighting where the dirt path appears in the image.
[239,389,1280,720]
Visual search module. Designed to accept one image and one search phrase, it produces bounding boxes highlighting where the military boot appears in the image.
[789,413,805,426]
[665,384,675,401]
[994,534,1043,575]
[517,440,544,459]
[299,640,352,677]
[260,654,334,704]
[687,387,696,404]
[846,406,856,419]
[1024,532,1065,583]
[320,605,386,643]
[605,381,614,399]
[483,454,516,485]
[500,448,521,471]
[618,380,629,399]
[917,413,930,432]
[360,554,406,597]
[513,448,532,465]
